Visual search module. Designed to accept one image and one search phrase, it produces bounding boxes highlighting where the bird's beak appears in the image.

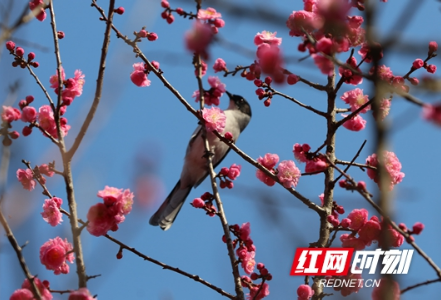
[226,91,233,99]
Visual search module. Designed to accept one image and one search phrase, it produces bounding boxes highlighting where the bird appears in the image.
[149,91,252,230]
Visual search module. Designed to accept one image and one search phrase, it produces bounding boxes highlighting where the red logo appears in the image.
[290,248,354,276]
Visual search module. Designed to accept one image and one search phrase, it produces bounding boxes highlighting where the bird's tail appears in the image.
[149,180,192,230]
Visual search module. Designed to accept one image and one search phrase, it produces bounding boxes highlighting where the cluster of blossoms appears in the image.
[318,193,345,226]
[39,237,74,275]
[398,221,425,242]
[10,278,95,300]
[226,223,270,300]
[5,41,39,69]
[365,151,405,190]
[201,106,226,132]
[191,192,217,216]
[16,164,54,191]
[130,61,160,87]
[1,104,21,146]
[29,0,46,21]
[193,76,226,106]
[41,197,63,227]
[338,208,404,250]
[326,271,363,297]
[293,143,329,173]
[49,67,85,106]
[134,28,158,42]
[86,186,134,236]
[212,58,227,73]
[218,163,241,189]
[255,153,301,188]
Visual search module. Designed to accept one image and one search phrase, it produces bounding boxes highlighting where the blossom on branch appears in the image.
[202,107,226,132]
[39,237,74,275]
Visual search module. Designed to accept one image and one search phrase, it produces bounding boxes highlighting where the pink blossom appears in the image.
[49,67,66,89]
[130,62,150,87]
[213,58,227,72]
[378,98,391,120]
[341,88,370,113]
[287,74,299,85]
[240,222,251,241]
[16,169,36,191]
[202,107,226,132]
[248,283,269,300]
[338,57,363,85]
[61,70,85,104]
[286,10,322,37]
[256,169,276,186]
[341,218,351,228]
[347,15,364,28]
[427,64,437,74]
[372,278,400,300]
[340,234,365,250]
[347,208,368,231]
[227,164,241,180]
[41,197,63,226]
[412,222,424,235]
[254,31,282,46]
[29,0,46,22]
[185,22,213,57]
[366,152,405,190]
[305,156,328,173]
[277,160,301,188]
[39,164,54,177]
[341,114,366,131]
[376,65,394,82]
[208,76,226,94]
[429,41,438,54]
[256,44,284,80]
[337,272,363,296]
[297,284,314,300]
[68,288,94,300]
[195,59,207,77]
[2,106,21,123]
[257,153,280,169]
[86,203,113,236]
[312,54,334,76]
[412,58,424,69]
[20,277,52,300]
[10,289,34,300]
[293,143,311,162]
[358,218,381,245]
[21,106,37,123]
[316,37,333,55]
[192,198,205,208]
[40,237,74,275]
[197,7,222,20]
[241,251,256,274]
[381,227,404,248]
[422,102,441,126]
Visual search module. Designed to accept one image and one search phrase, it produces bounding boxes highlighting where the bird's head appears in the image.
[226,91,252,117]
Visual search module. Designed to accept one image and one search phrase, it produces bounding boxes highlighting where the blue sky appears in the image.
[1,0,441,299]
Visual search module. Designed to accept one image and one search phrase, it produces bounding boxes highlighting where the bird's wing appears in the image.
[186,125,202,156]
[194,147,231,188]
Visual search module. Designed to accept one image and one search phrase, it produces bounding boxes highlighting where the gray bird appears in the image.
[150,91,252,230]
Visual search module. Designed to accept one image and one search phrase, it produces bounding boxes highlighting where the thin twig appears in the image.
[400,278,441,294]
[269,89,327,117]
[333,140,367,183]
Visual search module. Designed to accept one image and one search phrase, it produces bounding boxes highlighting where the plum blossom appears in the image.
[293,143,311,162]
[341,88,370,113]
[39,237,74,275]
[254,31,282,46]
[286,10,322,37]
[347,208,368,231]
[197,7,222,20]
[21,106,37,123]
[2,106,21,123]
[277,160,301,188]
[312,54,334,76]
[241,251,256,274]
[87,187,134,236]
[297,284,314,300]
[16,168,36,191]
[341,114,366,131]
[41,197,63,226]
[256,153,279,186]
[248,283,269,300]
[193,76,226,106]
[38,105,70,138]
[366,151,405,190]
[422,102,441,126]
[68,288,95,300]
[29,0,46,21]
[130,62,150,87]
[213,58,227,73]
[185,21,213,58]
[202,107,226,132]
[305,156,328,173]
[15,278,52,300]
